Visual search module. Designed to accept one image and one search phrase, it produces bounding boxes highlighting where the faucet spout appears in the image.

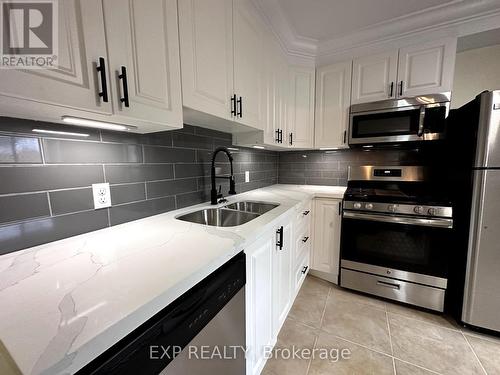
[211,147,236,205]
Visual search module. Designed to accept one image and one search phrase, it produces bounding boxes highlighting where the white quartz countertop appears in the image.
[0,184,345,375]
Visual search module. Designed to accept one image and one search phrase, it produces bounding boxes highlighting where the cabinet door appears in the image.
[351,50,398,104]
[397,38,456,98]
[272,222,292,335]
[288,66,315,148]
[233,0,264,129]
[262,35,280,145]
[314,61,352,149]
[178,0,234,120]
[103,0,182,128]
[0,0,111,116]
[245,236,273,375]
[312,199,342,283]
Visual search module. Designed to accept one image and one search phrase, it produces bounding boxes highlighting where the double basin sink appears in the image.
[176,201,279,227]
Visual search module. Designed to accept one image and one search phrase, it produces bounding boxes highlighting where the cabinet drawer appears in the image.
[295,201,312,227]
[294,222,311,263]
[294,252,310,295]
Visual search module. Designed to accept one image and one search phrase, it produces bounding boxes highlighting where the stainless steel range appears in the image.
[340,165,453,311]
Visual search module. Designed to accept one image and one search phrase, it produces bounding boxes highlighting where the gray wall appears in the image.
[278,148,424,186]
[0,118,278,255]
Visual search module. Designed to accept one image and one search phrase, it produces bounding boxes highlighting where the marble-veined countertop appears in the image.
[0,184,345,375]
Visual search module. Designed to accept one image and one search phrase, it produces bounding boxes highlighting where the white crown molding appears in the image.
[251,0,317,60]
[253,0,500,66]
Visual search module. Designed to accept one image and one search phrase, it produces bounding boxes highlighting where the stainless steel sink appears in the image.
[223,201,279,215]
[176,200,280,227]
[176,208,260,227]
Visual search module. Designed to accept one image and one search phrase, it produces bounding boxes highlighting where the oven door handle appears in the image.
[343,211,453,228]
[417,105,426,137]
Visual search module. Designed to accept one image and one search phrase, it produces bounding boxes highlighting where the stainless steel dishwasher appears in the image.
[77,252,246,375]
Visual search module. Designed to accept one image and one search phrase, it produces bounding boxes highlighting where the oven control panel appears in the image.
[343,201,452,218]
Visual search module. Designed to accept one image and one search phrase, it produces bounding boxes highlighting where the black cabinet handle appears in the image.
[275,129,280,143]
[231,94,237,116]
[303,210,310,216]
[389,81,394,97]
[279,129,283,144]
[276,226,284,250]
[302,266,309,274]
[96,57,108,103]
[338,201,342,215]
[343,130,347,144]
[237,96,242,118]
[399,80,403,96]
[289,132,293,146]
[302,236,309,243]
[118,66,130,107]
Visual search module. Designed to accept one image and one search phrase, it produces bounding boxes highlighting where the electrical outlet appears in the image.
[92,183,111,209]
[245,171,250,183]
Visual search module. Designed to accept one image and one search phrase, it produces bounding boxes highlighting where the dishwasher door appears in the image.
[77,252,246,375]
[161,288,245,375]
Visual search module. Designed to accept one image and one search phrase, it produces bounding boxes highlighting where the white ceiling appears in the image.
[253,0,500,64]
[275,0,452,41]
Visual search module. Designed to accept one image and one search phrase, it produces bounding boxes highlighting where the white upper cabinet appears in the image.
[233,0,265,129]
[351,50,399,104]
[102,0,182,128]
[178,0,234,121]
[288,66,315,148]
[0,0,112,116]
[397,38,456,98]
[352,38,456,104]
[314,61,352,149]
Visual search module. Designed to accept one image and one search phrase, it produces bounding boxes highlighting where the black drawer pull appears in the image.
[302,266,309,274]
[237,96,242,117]
[303,210,310,216]
[276,226,284,250]
[302,236,309,243]
[96,57,108,103]
[118,66,130,107]
[231,94,237,116]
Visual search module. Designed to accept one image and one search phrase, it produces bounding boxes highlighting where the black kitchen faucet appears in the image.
[210,147,236,204]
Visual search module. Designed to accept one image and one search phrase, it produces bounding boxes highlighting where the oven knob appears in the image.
[365,203,373,210]
[428,208,437,216]
[414,206,424,214]
[353,202,362,209]
[387,204,397,212]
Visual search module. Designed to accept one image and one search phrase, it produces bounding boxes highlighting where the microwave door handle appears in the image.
[417,106,426,137]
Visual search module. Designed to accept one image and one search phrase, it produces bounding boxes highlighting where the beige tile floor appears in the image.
[263,275,500,375]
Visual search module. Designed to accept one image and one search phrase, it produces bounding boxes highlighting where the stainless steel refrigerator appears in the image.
[461,90,500,332]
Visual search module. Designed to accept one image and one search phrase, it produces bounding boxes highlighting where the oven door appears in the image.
[340,211,453,284]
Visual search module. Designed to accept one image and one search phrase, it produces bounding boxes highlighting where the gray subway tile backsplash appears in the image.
[0,165,104,194]
[0,136,42,163]
[0,118,278,255]
[0,193,50,224]
[104,164,174,184]
[49,188,94,215]
[43,138,143,164]
[0,210,109,253]
[109,196,176,226]
[110,183,146,205]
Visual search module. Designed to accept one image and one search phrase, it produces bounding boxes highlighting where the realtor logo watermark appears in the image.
[0,0,57,68]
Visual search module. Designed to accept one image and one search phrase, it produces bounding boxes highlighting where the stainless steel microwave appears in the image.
[349,93,450,146]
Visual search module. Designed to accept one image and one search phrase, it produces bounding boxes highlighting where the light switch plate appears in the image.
[245,171,250,182]
[92,183,111,209]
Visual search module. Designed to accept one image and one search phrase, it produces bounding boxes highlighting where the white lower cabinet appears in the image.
[245,202,313,375]
[271,221,292,336]
[311,198,342,284]
[245,234,274,375]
